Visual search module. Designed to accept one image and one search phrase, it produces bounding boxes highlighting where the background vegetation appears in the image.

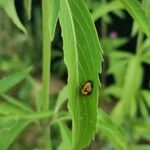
[0,0,149,150]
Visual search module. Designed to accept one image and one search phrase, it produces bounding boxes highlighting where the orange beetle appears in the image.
[81,80,93,96]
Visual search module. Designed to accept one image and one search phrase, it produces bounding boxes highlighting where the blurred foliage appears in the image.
[0,0,150,150]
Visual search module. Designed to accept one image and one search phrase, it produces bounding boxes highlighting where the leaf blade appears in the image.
[0,67,31,94]
[23,0,32,20]
[49,0,60,40]
[59,0,103,149]
[0,0,27,33]
[92,1,123,21]
[117,0,150,38]
[98,110,127,150]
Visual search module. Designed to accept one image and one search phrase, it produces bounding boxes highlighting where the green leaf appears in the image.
[23,0,32,20]
[98,110,127,150]
[138,39,150,64]
[133,119,150,141]
[0,99,31,150]
[50,0,60,41]
[130,145,150,150]
[143,0,150,18]
[59,0,103,149]
[0,0,27,33]
[131,0,150,37]
[0,118,31,150]
[141,90,150,108]
[0,99,53,120]
[112,56,143,122]
[140,39,150,52]
[57,122,72,150]
[20,111,53,120]
[141,50,150,65]
[129,97,137,118]
[113,9,125,19]
[108,51,133,59]
[0,101,29,116]
[104,85,122,99]
[92,1,123,21]
[139,98,149,118]
[102,37,128,53]
[0,98,53,150]
[131,22,138,37]
[142,53,150,64]
[0,67,31,94]
[102,14,112,24]
[117,0,150,38]
[54,86,68,114]
[1,94,32,112]
[107,51,133,86]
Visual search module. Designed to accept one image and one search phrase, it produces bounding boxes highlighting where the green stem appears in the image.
[136,30,144,54]
[44,127,52,150]
[42,0,52,150]
[42,0,51,111]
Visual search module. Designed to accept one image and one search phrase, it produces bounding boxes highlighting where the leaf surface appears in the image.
[59,0,102,149]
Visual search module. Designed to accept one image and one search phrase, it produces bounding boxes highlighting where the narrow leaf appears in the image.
[54,86,68,114]
[98,110,127,150]
[0,101,30,116]
[59,0,103,149]
[1,94,32,112]
[141,90,150,107]
[0,0,27,33]
[112,56,143,122]
[0,99,53,150]
[131,22,138,37]
[50,0,60,41]
[23,0,32,20]
[92,1,123,21]
[104,85,122,99]
[117,0,150,38]
[0,119,31,150]
[57,122,72,150]
[130,145,150,150]
[133,119,150,141]
[0,67,31,94]
[0,100,32,150]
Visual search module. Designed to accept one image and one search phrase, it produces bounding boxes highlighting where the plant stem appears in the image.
[136,30,144,54]
[44,127,52,150]
[42,0,52,150]
[42,0,51,111]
